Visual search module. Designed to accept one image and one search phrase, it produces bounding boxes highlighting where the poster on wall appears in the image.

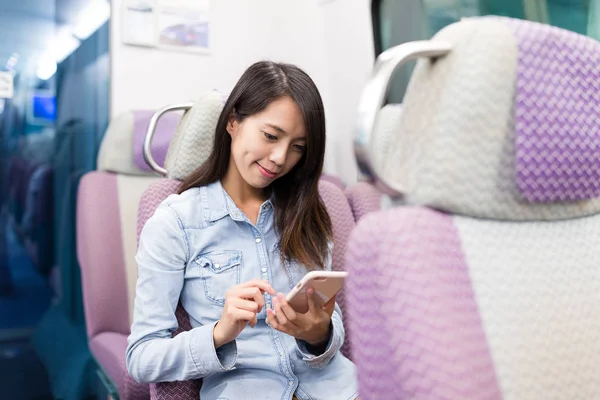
[156,0,211,53]
[121,0,211,54]
[121,0,157,47]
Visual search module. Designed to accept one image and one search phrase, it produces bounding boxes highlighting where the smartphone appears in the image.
[285,271,348,313]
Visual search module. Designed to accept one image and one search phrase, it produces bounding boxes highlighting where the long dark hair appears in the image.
[179,61,332,269]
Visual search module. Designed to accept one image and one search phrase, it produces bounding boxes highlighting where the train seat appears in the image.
[346,16,600,399]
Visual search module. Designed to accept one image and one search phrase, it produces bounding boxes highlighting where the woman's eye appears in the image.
[293,144,306,153]
[263,132,277,141]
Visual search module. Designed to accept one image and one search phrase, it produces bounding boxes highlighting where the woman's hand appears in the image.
[266,288,335,346]
[213,279,276,348]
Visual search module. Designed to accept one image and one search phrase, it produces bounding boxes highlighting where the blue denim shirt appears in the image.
[126,181,358,400]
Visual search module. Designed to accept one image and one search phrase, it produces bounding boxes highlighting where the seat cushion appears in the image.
[90,332,149,400]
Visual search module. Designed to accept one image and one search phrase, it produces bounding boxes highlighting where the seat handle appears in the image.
[144,102,194,176]
[354,40,452,197]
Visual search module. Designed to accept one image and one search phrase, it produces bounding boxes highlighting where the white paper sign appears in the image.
[0,71,14,99]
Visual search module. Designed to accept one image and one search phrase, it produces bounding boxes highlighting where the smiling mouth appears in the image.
[257,163,278,178]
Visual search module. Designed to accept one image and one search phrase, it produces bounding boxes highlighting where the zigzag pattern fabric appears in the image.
[346,16,600,400]
[165,91,224,181]
[496,17,600,202]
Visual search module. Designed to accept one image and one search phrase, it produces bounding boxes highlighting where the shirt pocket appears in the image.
[194,250,243,306]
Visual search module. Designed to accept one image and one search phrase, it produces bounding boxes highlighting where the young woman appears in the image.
[126,61,358,400]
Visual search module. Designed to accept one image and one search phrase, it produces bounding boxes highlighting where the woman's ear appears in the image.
[226,113,238,137]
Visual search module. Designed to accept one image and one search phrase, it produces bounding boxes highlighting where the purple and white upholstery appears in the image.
[137,92,225,400]
[136,92,357,399]
[346,17,600,399]
[345,182,383,222]
[76,109,180,400]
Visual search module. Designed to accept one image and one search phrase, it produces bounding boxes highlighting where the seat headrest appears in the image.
[164,91,224,180]
[97,110,179,175]
[378,16,600,221]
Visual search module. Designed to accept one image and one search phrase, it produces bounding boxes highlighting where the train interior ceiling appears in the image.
[0,0,598,399]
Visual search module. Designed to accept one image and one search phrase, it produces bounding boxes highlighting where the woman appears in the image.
[126,61,358,400]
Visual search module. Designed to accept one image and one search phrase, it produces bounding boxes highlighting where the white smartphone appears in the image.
[285,271,348,313]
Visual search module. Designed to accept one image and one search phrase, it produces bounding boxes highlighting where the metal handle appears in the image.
[143,102,194,176]
[354,40,452,197]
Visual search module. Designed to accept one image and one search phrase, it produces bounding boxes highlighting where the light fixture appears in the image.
[51,33,81,63]
[36,55,57,81]
[37,27,80,80]
[72,0,111,41]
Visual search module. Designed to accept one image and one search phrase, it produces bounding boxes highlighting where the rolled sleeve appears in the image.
[189,321,237,375]
[295,303,345,368]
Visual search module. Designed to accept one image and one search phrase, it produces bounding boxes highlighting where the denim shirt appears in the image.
[126,181,358,400]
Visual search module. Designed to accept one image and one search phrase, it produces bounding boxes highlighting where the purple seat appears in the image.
[76,109,180,400]
[347,17,600,399]
[320,173,346,190]
[344,182,382,222]
[135,92,357,399]
[136,92,225,400]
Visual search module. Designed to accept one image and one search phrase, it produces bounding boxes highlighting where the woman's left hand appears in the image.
[266,288,335,346]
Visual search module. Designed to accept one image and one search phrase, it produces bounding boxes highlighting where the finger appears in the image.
[306,287,324,313]
[229,298,260,313]
[266,308,288,334]
[238,279,276,295]
[323,294,336,315]
[249,314,258,328]
[276,293,298,323]
[234,287,266,312]
[266,308,279,328]
[273,297,289,325]
[226,308,256,324]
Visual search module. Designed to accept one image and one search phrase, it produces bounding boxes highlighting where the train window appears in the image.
[373,0,597,102]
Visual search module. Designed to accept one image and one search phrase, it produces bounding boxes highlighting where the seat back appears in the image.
[345,104,402,221]
[76,109,179,398]
[137,93,357,400]
[347,17,600,399]
[137,92,224,400]
[344,181,382,222]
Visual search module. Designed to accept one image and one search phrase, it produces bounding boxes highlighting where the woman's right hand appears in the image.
[213,279,276,348]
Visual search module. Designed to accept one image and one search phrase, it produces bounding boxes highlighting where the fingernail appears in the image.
[307,288,314,294]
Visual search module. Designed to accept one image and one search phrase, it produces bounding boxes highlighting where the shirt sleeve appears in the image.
[126,203,237,384]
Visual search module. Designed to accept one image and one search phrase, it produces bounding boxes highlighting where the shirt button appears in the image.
[261,267,267,272]
[214,264,220,269]
[289,381,294,386]
[255,238,262,243]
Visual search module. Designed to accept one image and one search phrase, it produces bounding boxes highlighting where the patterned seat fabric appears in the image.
[76,109,180,400]
[345,104,402,221]
[137,92,222,400]
[346,17,600,400]
[136,92,356,399]
[345,182,382,222]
